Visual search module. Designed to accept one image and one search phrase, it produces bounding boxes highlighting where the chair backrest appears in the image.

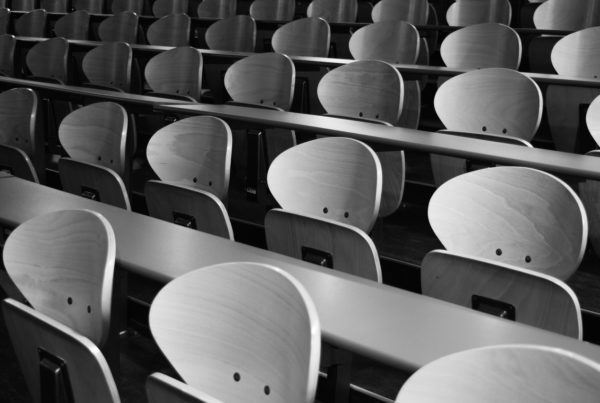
[3,209,116,346]
[82,42,132,92]
[0,144,39,182]
[224,52,294,110]
[434,68,542,141]
[268,137,381,232]
[149,261,321,403]
[25,37,69,83]
[196,0,236,18]
[15,9,47,37]
[73,0,104,13]
[3,299,121,403]
[250,0,295,21]
[349,20,420,64]
[98,11,139,43]
[533,0,600,30]
[578,149,600,259]
[422,250,582,338]
[146,115,232,200]
[0,88,40,168]
[587,94,600,146]
[0,33,15,76]
[205,14,256,52]
[551,26,600,78]
[272,17,330,57]
[371,0,429,24]
[152,0,188,17]
[428,166,588,280]
[144,46,203,101]
[111,0,144,14]
[53,9,89,40]
[395,344,600,402]
[446,0,512,26]
[440,22,521,69]
[12,0,35,10]
[147,373,222,403]
[41,0,68,12]
[0,8,9,34]
[307,0,357,23]
[145,180,234,240]
[146,13,190,46]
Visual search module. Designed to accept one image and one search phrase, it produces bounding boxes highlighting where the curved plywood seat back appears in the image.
[587,96,600,147]
[434,68,542,141]
[441,23,521,69]
[0,8,10,35]
[15,9,47,37]
[268,137,382,232]
[145,180,234,240]
[272,17,330,57]
[533,0,600,30]
[149,262,321,403]
[146,373,224,403]
[205,15,256,52]
[224,52,294,110]
[422,250,582,338]
[0,144,39,182]
[73,0,105,13]
[41,0,69,12]
[428,167,588,280]
[112,0,144,14]
[58,102,128,177]
[578,148,600,259]
[349,21,420,64]
[146,115,232,200]
[3,209,116,346]
[197,0,236,18]
[250,0,295,21]
[26,37,69,82]
[147,13,190,46]
[98,11,139,43]
[11,0,35,10]
[0,34,16,76]
[395,345,600,402]
[153,0,188,17]
[265,208,382,281]
[54,10,90,40]
[371,0,429,24]
[446,0,512,26]
[82,42,132,92]
[3,300,121,403]
[552,27,600,78]
[0,88,39,159]
[145,46,203,101]
[307,0,357,23]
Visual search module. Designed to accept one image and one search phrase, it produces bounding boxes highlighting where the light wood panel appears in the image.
[371,0,429,24]
[152,0,188,17]
[272,17,330,57]
[446,0,511,26]
[14,9,46,38]
[197,0,236,18]
[577,149,600,258]
[82,42,132,92]
[205,14,255,52]
[144,46,203,101]
[249,0,294,21]
[533,0,600,30]
[98,11,139,44]
[26,37,69,83]
[53,9,89,40]
[307,0,357,23]
[147,13,190,46]
[349,21,420,65]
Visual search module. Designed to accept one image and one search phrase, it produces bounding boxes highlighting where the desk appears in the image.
[2,173,600,370]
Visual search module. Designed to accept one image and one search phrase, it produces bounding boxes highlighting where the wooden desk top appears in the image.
[2,173,600,370]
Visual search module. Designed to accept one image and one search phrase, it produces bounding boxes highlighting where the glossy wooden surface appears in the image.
[533,0,600,30]
[249,0,294,21]
[0,87,39,160]
[307,0,357,23]
[349,21,420,65]
[53,9,90,40]
[272,17,330,58]
[147,13,190,46]
[577,150,600,258]
[14,9,46,37]
[150,262,321,403]
[145,46,203,101]
[0,144,38,182]
[371,0,428,24]
[98,11,139,43]
[26,37,69,82]
[197,0,236,18]
[82,41,132,92]
[446,0,512,26]
[205,14,255,52]
[147,373,223,403]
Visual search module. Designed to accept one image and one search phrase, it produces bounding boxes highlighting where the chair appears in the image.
[205,14,255,52]
[446,0,512,26]
[53,10,90,40]
[428,166,588,281]
[317,59,406,217]
[349,21,420,65]
[25,37,69,83]
[3,299,121,403]
[533,0,600,30]
[306,0,357,23]
[81,42,132,92]
[395,345,600,402]
[111,0,144,14]
[73,0,105,13]
[272,17,330,57]
[249,0,295,21]
[196,0,236,18]
[149,261,321,403]
[0,144,38,182]
[0,34,15,76]
[147,373,223,403]
[371,0,429,25]
[421,250,582,338]
[11,0,35,10]
[14,9,47,37]
[58,102,131,210]
[152,0,188,17]
[0,8,9,34]
[98,11,139,43]
[41,0,68,12]
[144,46,203,101]
[146,13,190,46]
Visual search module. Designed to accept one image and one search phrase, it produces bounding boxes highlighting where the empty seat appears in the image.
[533,0,600,30]
[41,0,68,12]
[11,0,35,10]
[73,0,105,13]
[111,0,144,14]
[307,0,357,22]
[25,37,69,83]
[205,14,255,52]
[272,17,330,57]
[98,11,139,43]
[14,9,47,37]
[152,0,188,17]
[196,0,236,18]
[144,46,203,101]
[81,42,132,92]
[146,13,190,46]
[446,0,512,26]
[53,9,90,40]
[249,0,295,21]
[0,144,38,182]
[371,0,429,24]
[349,21,420,64]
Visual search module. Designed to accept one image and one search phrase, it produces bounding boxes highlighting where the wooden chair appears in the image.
[317,60,406,217]
[146,13,190,46]
[11,0,35,10]
[144,46,202,101]
[25,37,69,83]
[428,166,588,281]
[446,0,512,26]
[81,41,132,92]
[14,9,47,37]
[53,10,90,40]
[421,250,582,338]
[306,0,357,23]
[111,0,144,14]
[0,144,38,182]
[0,8,9,34]
[249,0,295,21]
[205,14,255,52]
[0,34,15,76]
[196,0,236,18]
[371,0,429,24]
[3,299,121,403]
[73,0,105,13]
[349,21,420,64]
[58,102,131,210]
[533,0,600,30]
[152,0,188,17]
[147,373,223,403]
[149,261,321,403]
[40,0,68,12]
[395,345,600,402]
[271,17,330,57]
[98,11,139,44]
